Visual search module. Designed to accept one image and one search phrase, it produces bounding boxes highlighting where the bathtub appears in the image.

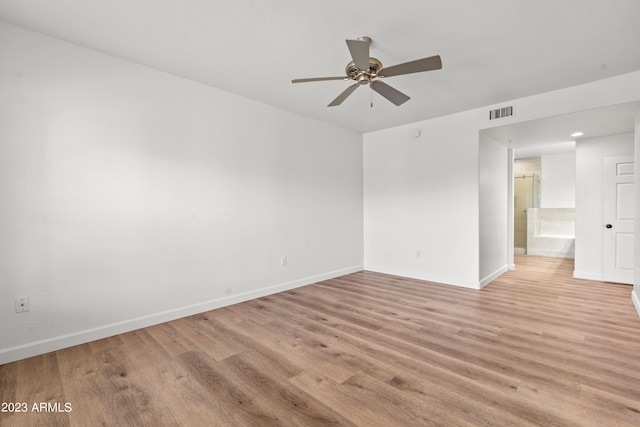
[526,208,575,258]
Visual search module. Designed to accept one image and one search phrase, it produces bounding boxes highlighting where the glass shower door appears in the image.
[514,174,540,253]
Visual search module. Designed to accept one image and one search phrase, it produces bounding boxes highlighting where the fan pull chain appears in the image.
[370,86,373,108]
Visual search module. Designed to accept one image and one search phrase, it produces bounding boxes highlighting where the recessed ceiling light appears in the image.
[571,131,584,137]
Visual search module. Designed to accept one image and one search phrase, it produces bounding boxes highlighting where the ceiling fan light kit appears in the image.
[292,36,442,107]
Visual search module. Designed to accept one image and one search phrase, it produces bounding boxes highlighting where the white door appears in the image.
[603,156,635,284]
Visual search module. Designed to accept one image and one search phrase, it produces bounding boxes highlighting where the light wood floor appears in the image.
[2,255,640,426]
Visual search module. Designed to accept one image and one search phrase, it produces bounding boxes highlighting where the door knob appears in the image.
[605,224,613,229]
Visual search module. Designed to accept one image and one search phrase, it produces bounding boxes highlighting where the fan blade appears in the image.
[292,76,347,83]
[346,39,370,71]
[371,80,410,106]
[328,83,359,107]
[378,55,442,78]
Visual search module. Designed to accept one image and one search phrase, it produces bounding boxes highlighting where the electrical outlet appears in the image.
[281,256,287,266]
[15,296,30,313]
[416,250,421,258]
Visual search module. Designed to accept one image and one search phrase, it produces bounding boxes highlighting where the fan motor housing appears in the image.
[346,58,383,84]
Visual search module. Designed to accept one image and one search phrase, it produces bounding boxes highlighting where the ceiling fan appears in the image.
[292,36,442,107]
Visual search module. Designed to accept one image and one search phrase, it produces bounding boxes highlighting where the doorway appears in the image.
[481,101,640,276]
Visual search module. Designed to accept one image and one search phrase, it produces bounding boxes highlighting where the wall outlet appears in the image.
[416,250,421,258]
[281,256,287,266]
[15,296,30,313]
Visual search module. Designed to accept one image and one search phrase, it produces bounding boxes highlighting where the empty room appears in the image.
[1,1,640,425]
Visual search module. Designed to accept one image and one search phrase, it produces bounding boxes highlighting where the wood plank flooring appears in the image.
[2,255,640,426]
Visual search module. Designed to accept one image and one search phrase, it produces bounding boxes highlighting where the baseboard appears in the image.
[573,270,603,281]
[0,265,363,365]
[633,289,640,319]
[364,264,478,289]
[479,265,509,288]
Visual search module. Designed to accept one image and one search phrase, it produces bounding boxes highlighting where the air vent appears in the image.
[489,105,514,120]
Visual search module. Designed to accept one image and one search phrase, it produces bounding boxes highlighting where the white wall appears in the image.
[541,151,576,208]
[634,112,640,317]
[365,70,640,290]
[574,133,634,281]
[364,111,484,288]
[479,134,509,285]
[0,22,363,364]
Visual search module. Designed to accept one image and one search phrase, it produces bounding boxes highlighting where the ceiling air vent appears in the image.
[489,105,514,120]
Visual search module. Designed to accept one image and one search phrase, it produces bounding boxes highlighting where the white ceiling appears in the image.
[1,0,640,133]
[483,100,640,158]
